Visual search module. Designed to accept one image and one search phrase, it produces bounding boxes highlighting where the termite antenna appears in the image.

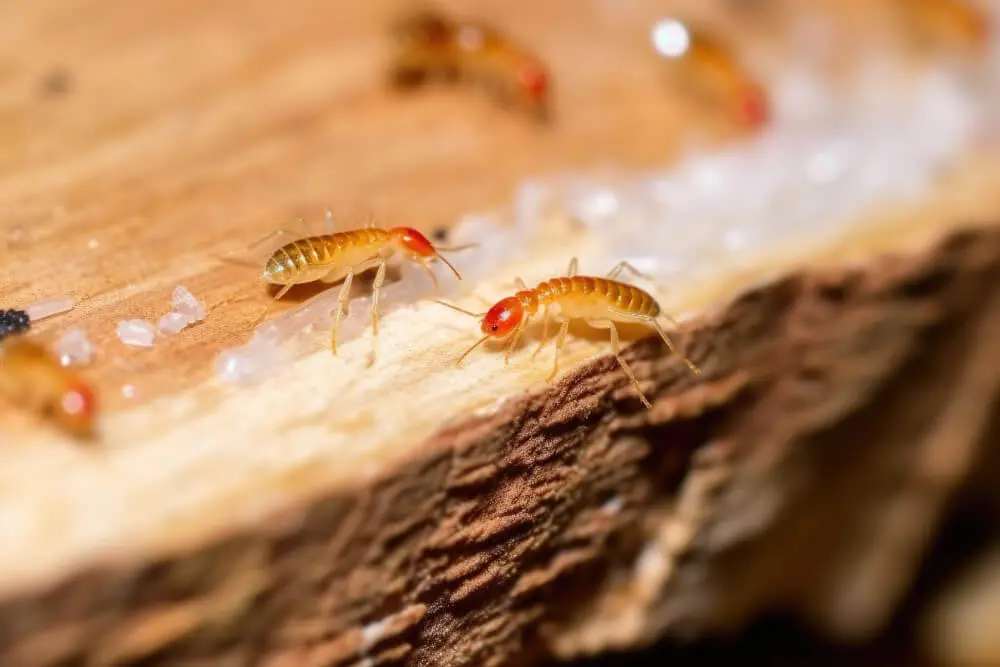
[433,241,480,280]
[456,333,491,367]
[433,252,463,280]
[432,299,486,318]
[435,242,480,252]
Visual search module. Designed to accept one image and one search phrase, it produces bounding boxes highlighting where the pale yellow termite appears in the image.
[436,258,700,408]
[253,219,472,353]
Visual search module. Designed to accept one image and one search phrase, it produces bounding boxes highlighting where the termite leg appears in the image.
[214,228,299,268]
[420,262,441,293]
[514,277,528,290]
[504,318,529,366]
[251,213,314,250]
[618,311,700,375]
[607,260,653,282]
[324,210,336,234]
[248,228,298,251]
[294,217,315,236]
[604,320,653,409]
[370,258,388,339]
[531,306,550,359]
[567,257,579,277]
[274,283,295,300]
[330,270,355,355]
[546,317,571,381]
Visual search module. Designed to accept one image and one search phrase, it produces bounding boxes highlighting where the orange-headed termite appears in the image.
[249,217,474,354]
[389,8,551,120]
[0,335,97,440]
[897,0,991,57]
[651,18,770,130]
[436,258,700,409]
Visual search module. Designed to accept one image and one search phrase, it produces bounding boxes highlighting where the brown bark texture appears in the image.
[0,225,997,667]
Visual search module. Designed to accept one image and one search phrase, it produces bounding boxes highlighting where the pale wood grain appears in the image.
[1,0,760,408]
[0,0,996,609]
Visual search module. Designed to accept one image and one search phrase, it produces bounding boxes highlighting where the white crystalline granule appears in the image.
[216,335,289,385]
[121,384,138,399]
[25,296,74,322]
[570,63,984,279]
[172,286,205,323]
[116,320,156,348]
[55,327,93,366]
[157,311,189,336]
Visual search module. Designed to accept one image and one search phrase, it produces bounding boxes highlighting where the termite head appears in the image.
[391,226,465,281]
[392,226,436,259]
[448,296,524,366]
[516,60,551,118]
[53,380,97,439]
[481,297,524,338]
[734,83,770,129]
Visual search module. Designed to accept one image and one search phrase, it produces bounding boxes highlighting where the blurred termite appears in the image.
[232,213,475,354]
[435,258,700,409]
[896,0,991,57]
[651,18,770,130]
[0,335,97,440]
[389,8,552,120]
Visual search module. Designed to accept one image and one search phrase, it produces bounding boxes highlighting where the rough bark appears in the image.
[1,226,998,667]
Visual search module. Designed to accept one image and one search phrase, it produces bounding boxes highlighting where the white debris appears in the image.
[55,327,93,366]
[157,311,190,336]
[214,259,445,385]
[25,296,74,322]
[171,286,205,323]
[121,384,138,399]
[216,335,289,385]
[568,62,985,280]
[116,320,156,348]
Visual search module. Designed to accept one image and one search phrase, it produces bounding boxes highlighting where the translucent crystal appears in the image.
[157,311,189,336]
[116,320,156,348]
[172,286,205,323]
[55,327,93,366]
[216,336,288,385]
[25,297,74,322]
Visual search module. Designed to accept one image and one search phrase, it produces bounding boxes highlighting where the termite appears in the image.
[436,258,700,409]
[0,335,97,440]
[651,18,770,129]
[245,215,474,354]
[389,8,551,120]
[896,0,991,57]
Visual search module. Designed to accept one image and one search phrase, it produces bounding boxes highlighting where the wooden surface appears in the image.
[0,0,928,407]
[0,0,785,586]
[2,0,1000,663]
[2,0,752,406]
